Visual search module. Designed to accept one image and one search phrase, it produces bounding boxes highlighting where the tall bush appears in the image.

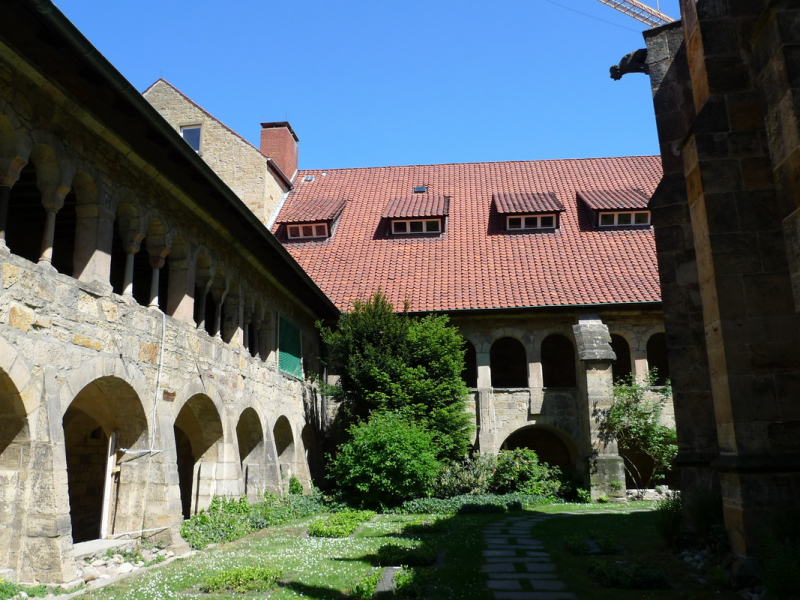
[318,290,472,461]
[329,411,441,509]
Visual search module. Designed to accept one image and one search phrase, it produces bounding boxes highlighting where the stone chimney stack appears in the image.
[260,122,299,180]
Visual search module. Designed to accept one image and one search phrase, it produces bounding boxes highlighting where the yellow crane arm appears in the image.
[596,0,675,27]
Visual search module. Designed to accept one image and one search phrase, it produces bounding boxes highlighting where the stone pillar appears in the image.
[121,246,138,297]
[167,253,196,324]
[147,247,167,310]
[572,315,625,501]
[644,20,720,520]
[73,204,115,286]
[655,0,800,562]
[242,312,251,351]
[222,289,243,346]
[210,287,228,340]
[474,350,496,452]
[38,209,57,267]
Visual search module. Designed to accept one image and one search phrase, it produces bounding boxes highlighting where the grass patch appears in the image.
[200,566,282,593]
[376,543,437,567]
[351,570,382,599]
[0,579,79,600]
[307,510,376,538]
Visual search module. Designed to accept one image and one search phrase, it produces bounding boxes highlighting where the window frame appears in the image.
[287,222,329,239]
[598,210,651,227]
[391,218,442,235]
[180,124,202,153]
[505,213,558,231]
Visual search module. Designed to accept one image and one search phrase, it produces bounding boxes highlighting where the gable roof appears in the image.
[383,195,450,219]
[273,156,662,313]
[577,188,650,211]
[494,192,564,214]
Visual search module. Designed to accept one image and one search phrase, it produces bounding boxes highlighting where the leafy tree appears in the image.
[601,370,677,490]
[330,412,441,509]
[318,291,472,461]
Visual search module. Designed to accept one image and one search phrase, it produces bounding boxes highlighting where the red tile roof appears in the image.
[273,157,662,312]
[276,196,347,223]
[578,188,650,211]
[383,195,450,218]
[494,192,564,214]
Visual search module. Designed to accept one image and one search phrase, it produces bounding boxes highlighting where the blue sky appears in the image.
[55,0,680,170]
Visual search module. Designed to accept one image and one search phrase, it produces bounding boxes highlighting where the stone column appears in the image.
[242,312,251,351]
[121,243,140,298]
[146,247,168,310]
[643,20,720,522]
[210,287,228,340]
[38,209,57,267]
[167,253,196,324]
[222,288,243,346]
[73,203,115,286]
[572,315,625,501]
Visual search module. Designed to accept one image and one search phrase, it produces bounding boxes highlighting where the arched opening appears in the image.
[647,332,670,386]
[5,160,45,263]
[173,394,223,519]
[490,337,527,388]
[248,321,259,358]
[236,408,264,501]
[0,370,29,568]
[131,237,151,307]
[541,334,576,388]
[301,424,321,487]
[62,377,148,543]
[610,334,632,382]
[273,416,295,482]
[50,187,77,277]
[461,339,478,388]
[501,426,576,472]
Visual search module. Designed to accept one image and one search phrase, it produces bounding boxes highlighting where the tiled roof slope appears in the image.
[494,192,564,214]
[383,195,450,218]
[276,196,347,223]
[578,188,650,210]
[273,157,663,312]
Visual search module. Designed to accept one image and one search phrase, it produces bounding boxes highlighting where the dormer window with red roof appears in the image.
[577,189,651,228]
[276,197,346,241]
[494,192,564,232]
[384,195,448,236]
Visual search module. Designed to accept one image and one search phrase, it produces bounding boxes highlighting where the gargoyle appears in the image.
[610,48,649,80]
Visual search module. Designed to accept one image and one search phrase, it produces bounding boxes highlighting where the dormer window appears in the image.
[599,211,650,227]
[507,214,557,230]
[392,219,441,234]
[493,192,564,233]
[383,195,449,237]
[180,125,201,152]
[577,189,651,228]
[287,223,329,239]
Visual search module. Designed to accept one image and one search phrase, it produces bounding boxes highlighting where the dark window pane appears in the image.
[540,215,555,228]
[315,224,327,236]
[394,221,407,233]
[610,334,632,382]
[426,220,440,232]
[288,226,300,238]
[410,221,423,232]
[647,333,670,385]
[617,213,632,225]
[302,225,313,237]
[491,337,527,387]
[181,126,201,152]
[600,213,615,226]
[542,334,576,387]
[635,212,650,224]
[462,340,478,388]
[524,216,538,228]
[508,217,522,229]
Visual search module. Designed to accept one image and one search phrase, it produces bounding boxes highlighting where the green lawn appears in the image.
[73,503,739,600]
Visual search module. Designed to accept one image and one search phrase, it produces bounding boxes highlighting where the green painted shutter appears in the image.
[278,316,303,379]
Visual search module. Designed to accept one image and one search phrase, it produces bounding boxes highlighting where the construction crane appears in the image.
[596,0,675,28]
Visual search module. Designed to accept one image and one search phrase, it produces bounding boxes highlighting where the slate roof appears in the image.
[276,196,347,223]
[577,188,650,211]
[494,192,565,214]
[273,156,662,313]
[383,195,450,218]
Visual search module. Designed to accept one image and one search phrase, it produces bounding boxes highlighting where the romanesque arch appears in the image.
[62,377,148,543]
[541,334,576,388]
[236,407,265,502]
[609,333,633,383]
[173,392,224,518]
[490,337,527,388]
[272,415,295,481]
[501,425,578,472]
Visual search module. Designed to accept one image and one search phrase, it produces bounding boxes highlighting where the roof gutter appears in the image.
[404,300,663,317]
[23,0,338,317]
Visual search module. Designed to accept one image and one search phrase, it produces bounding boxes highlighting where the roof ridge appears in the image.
[296,155,660,173]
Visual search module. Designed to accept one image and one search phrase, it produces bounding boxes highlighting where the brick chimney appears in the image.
[260,122,299,180]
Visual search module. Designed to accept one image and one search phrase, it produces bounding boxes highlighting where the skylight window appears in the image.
[303,175,315,182]
[413,186,428,194]
[180,125,201,152]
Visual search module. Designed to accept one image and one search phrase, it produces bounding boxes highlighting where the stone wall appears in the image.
[143,80,288,225]
[0,38,324,584]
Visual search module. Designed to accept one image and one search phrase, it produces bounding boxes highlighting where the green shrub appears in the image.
[288,476,304,495]
[435,453,497,497]
[654,493,683,548]
[330,412,441,509]
[351,570,383,600]
[377,543,437,567]
[402,517,450,536]
[591,531,621,554]
[564,535,591,555]
[201,566,282,593]
[0,578,54,599]
[393,493,548,515]
[587,559,668,589]
[490,449,562,498]
[307,510,376,538]
[394,567,434,597]
[180,508,254,550]
[759,511,800,600]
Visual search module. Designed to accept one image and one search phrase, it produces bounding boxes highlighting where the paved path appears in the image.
[481,515,575,600]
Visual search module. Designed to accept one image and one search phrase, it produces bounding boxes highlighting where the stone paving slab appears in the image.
[484,556,550,563]
[483,549,518,557]
[524,563,556,572]
[487,580,522,590]
[493,593,576,600]
[487,573,559,580]
[482,563,519,573]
